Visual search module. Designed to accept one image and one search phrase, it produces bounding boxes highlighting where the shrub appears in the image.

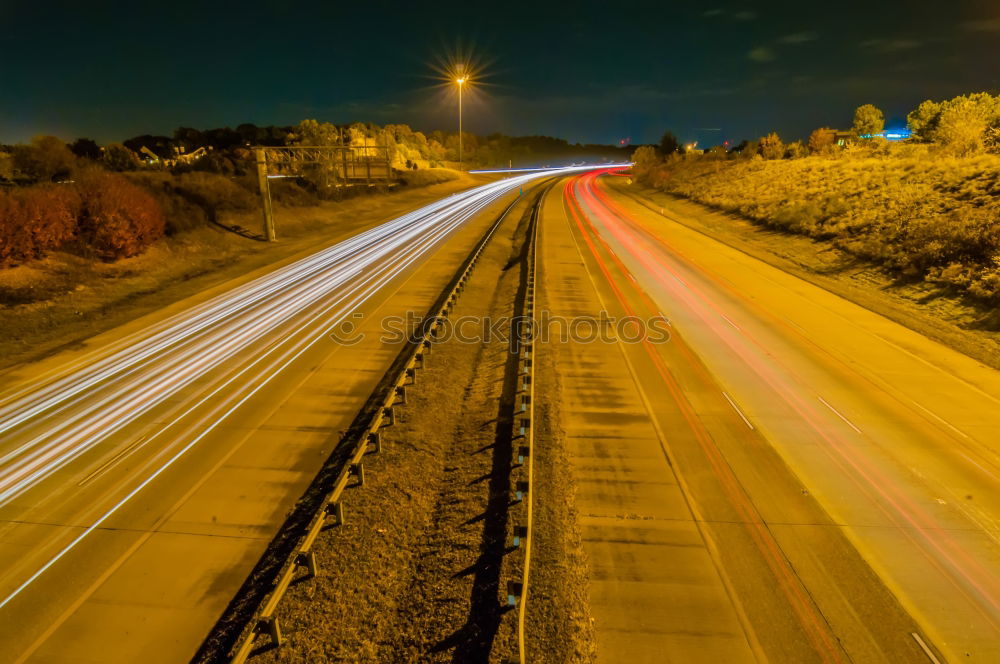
[174,172,256,211]
[125,172,208,234]
[102,143,139,171]
[785,141,808,159]
[0,185,79,265]
[808,128,836,154]
[12,136,78,182]
[631,145,658,167]
[401,168,460,187]
[760,133,785,160]
[77,171,165,259]
[267,178,318,206]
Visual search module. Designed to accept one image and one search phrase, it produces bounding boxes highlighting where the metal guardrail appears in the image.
[504,187,541,664]
[218,193,525,664]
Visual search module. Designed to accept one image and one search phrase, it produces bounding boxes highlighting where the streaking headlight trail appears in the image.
[0,166,615,609]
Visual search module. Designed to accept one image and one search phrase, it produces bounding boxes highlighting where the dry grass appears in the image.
[256,194,523,663]
[639,153,1000,303]
[612,179,1000,369]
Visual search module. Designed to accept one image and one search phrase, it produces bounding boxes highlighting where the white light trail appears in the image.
[0,166,603,608]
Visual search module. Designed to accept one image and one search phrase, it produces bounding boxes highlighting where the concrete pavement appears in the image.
[537,171,957,663]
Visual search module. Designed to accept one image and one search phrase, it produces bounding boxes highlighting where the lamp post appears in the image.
[456,69,467,171]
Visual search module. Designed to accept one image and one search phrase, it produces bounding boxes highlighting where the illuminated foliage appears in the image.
[852,104,885,137]
[808,128,837,153]
[759,132,784,160]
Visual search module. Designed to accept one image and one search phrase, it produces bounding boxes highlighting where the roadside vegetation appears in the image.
[1,120,626,272]
[632,92,1000,306]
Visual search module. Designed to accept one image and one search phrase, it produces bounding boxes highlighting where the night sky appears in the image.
[2,0,998,147]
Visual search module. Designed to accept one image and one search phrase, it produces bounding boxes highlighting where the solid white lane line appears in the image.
[0,178,524,500]
[910,632,941,664]
[817,396,863,434]
[909,399,970,439]
[722,392,755,430]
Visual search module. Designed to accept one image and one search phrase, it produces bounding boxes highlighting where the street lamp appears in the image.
[456,69,467,171]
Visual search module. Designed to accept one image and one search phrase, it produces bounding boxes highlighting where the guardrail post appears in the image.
[350,462,365,487]
[507,580,524,606]
[395,385,406,405]
[515,480,529,502]
[326,500,344,526]
[517,445,530,465]
[296,550,318,579]
[261,616,283,648]
[512,525,528,548]
[368,431,382,454]
[382,407,395,427]
[406,367,416,385]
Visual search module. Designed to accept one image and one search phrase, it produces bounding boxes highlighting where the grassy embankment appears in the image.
[628,151,1000,365]
[0,169,474,372]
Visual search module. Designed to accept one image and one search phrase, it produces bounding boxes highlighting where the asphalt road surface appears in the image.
[542,169,999,662]
[0,170,583,663]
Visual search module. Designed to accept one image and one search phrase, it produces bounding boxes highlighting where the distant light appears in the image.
[468,164,632,174]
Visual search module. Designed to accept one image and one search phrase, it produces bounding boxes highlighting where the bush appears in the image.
[808,128,837,154]
[760,133,785,160]
[102,143,139,171]
[125,172,209,234]
[267,178,318,206]
[785,141,808,159]
[77,171,166,259]
[12,136,78,182]
[401,168,460,187]
[0,185,79,265]
[174,172,256,211]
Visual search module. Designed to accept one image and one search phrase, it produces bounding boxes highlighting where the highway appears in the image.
[0,170,585,663]
[543,169,1000,662]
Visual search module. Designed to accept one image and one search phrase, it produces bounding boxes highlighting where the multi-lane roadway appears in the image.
[2,166,997,663]
[0,170,579,663]
[544,169,999,662]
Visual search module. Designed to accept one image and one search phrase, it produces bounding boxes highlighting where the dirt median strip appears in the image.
[222,188,592,664]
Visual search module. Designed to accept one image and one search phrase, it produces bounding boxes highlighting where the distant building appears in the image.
[829,128,912,147]
[833,130,854,147]
[859,128,912,141]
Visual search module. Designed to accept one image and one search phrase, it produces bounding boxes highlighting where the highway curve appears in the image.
[539,169,999,663]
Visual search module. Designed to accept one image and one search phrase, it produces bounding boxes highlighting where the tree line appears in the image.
[639,92,1000,166]
[1,122,629,185]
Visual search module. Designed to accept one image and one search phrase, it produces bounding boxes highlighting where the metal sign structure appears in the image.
[253,144,393,241]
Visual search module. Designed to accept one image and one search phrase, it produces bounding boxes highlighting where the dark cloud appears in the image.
[860,38,925,52]
[778,32,819,44]
[748,46,777,63]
